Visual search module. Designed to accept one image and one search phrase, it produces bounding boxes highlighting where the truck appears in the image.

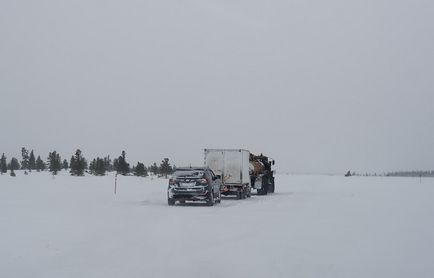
[204,149,275,198]
[249,152,275,195]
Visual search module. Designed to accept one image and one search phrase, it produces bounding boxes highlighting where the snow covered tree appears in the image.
[116,151,130,176]
[36,155,46,172]
[21,147,30,171]
[0,153,7,174]
[29,150,36,171]
[48,151,62,175]
[134,162,147,177]
[159,158,173,178]
[70,149,87,176]
[8,157,20,170]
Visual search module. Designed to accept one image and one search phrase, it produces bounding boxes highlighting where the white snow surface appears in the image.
[1,172,434,278]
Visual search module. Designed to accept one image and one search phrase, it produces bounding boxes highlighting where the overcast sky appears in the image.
[1,0,433,174]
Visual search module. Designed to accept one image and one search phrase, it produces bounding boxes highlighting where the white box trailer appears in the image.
[204,149,252,199]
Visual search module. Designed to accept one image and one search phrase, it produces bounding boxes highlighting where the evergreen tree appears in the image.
[116,151,130,176]
[94,157,106,176]
[89,159,96,174]
[134,162,147,177]
[10,169,16,177]
[8,157,20,170]
[70,149,87,176]
[62,159,69,170]
[29,150,36,171]
[21,147,30,171]
[159,158,173,178]
[89,158,105,176]
[47,151,62,175]
[150,162,159,176]
[35,155,46,172]
[0,153,7,174]
[103,156,112,172]
[113,158,119,172]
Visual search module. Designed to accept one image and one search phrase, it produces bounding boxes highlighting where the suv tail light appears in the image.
[198,178,209,185]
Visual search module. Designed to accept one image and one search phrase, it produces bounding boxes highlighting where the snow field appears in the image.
[1,172,434,278]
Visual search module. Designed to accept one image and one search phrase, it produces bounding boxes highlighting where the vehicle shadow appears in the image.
[176,202,212,207]
[221,196,239,200]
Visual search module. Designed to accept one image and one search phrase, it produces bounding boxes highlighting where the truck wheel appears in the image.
[242,188,248,199]
[237,191,242,199]
[168,198,175,206]
[270,179,275,193]
[257,178,268,195]
[262,178,269,195]
[207,191,215,206]
[267,178,274,193]
[247,187,252,198]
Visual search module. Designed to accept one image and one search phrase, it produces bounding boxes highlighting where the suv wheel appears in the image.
[216,191,221,203]
[207,191,215,206]
[168,198,175,206]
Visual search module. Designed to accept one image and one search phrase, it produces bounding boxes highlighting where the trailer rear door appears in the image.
[204,149,250,186]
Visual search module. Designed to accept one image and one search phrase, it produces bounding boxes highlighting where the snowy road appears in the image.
[1,172,434,278]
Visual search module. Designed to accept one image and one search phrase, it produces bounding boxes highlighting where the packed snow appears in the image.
[1,172,433,278]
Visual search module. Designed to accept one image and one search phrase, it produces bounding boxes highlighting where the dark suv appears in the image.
[167,167,222,206]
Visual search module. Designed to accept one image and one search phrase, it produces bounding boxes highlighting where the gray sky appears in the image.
[1,0,433,174]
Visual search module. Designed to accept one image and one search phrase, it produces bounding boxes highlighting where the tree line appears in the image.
[345,170,434,177]
[386,170,434,177]
[0,148,175,177]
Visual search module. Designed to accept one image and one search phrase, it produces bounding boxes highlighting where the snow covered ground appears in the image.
[1,172,433,278]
